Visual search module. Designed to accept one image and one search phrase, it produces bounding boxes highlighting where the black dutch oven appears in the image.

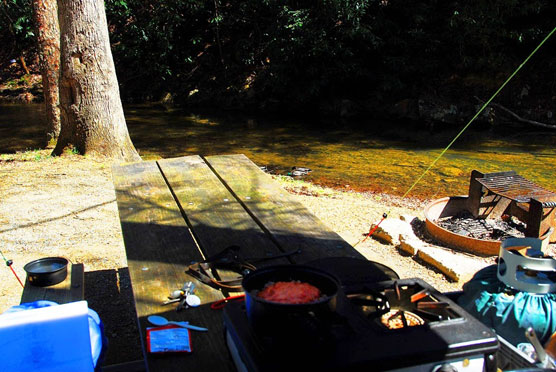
[242,264,340,341]
[23,257,69,287]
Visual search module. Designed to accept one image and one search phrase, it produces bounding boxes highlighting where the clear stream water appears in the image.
[1,103,555,200]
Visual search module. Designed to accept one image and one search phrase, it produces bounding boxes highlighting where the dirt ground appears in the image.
[0,150,490,366]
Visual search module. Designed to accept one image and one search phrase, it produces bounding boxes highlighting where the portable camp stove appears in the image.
[223,276,499,372]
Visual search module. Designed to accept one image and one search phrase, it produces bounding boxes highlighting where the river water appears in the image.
[1,103,555,200]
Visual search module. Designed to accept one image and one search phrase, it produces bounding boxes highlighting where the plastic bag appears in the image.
[458,265,556,346]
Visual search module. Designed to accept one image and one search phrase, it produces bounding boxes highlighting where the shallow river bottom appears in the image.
[1,103,555,200]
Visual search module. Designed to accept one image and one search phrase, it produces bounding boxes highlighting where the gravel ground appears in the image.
[0,151,483,365]
[0,151,141,365]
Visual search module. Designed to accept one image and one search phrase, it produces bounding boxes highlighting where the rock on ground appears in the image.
[370,214,493,283]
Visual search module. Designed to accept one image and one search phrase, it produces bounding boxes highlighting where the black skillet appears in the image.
[23,257,69,287]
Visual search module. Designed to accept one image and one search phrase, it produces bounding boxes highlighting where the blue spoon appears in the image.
[147,315,208,332]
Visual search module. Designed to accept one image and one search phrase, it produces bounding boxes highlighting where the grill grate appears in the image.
[477,174,556,204]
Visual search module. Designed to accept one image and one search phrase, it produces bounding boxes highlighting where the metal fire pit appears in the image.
[424,196,502,256]
[425,170,555,256]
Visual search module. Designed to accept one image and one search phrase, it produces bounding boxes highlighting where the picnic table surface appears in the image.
[112,154,365,371]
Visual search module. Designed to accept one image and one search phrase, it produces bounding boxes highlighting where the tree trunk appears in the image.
[53,0,140,161]
[32,0,61,145]
[19,56,31,75]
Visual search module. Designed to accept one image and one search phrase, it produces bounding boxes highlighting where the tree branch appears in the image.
[475,96,556,130]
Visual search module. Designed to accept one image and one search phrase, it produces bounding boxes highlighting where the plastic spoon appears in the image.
[147,315,208,332]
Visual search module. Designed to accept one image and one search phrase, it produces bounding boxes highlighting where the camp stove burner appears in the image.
[224,277,499,372]
[347,280,463,329]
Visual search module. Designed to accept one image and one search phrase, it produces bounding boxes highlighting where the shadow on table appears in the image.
[84,268,144,368]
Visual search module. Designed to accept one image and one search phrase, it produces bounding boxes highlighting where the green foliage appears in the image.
[0,0,34,60]
[2,0,554,113]
[5,79,19,88]
[105,0,212,101]
[103,0,555,111]
[446,0,550,71]
[4,74,32,89]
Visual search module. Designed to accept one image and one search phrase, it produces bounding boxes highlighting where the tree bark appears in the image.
[32,0,61,145]
[53,0,140,161]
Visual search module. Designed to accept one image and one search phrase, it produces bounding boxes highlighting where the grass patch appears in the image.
[63,146,80,156]
[0,149,53,162]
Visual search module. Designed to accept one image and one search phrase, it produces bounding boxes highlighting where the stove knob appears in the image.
[433,364,458,372]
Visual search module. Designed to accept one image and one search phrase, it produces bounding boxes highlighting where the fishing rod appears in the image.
[354,25,556,247]
[0,248,25,287]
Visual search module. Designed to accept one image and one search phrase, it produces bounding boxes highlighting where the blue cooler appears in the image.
[0,300,106,371]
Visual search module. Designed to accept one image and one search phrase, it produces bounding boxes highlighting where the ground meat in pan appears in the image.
[257,281,322,304]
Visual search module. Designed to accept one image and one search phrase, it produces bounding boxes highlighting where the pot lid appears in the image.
[305,257,399,288]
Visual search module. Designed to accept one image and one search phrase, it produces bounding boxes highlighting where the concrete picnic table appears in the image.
[112,154,364,371]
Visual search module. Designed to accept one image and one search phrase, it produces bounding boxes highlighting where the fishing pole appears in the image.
[354,25,556,247]
[0,249,25,287]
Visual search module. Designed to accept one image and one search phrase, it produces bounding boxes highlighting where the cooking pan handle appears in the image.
[210,294,245,310]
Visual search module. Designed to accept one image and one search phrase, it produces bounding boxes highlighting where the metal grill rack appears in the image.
[467,170,556,242]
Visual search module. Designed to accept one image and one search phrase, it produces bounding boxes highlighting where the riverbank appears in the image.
[0,150,498,365]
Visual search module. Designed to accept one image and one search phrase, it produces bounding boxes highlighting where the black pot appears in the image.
[242,264,340,341]
[23,257,68,287]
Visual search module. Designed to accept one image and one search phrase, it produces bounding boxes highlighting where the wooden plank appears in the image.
[157,156,291,277]
[20,263,84,304]
[205,154,364,263]
[112,160,235,372]
[113,155,364,372]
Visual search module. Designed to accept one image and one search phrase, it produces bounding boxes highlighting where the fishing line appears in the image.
[403,25,555,200]
[355,25,556,246]
[354,212,388,246]
[0,249,25,288]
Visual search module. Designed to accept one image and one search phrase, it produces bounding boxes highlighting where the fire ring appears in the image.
[424,196,501,256]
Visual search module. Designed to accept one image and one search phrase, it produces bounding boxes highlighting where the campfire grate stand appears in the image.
[467,170,556,242]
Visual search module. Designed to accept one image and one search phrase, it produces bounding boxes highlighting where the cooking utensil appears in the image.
[147,315,208,332]
[176,282,200,311]
[177,294,201,311]
[23,257,68,287]
[306,256,399,285]
[211,294,245,310]
[162,298,181,305]
[525,327,556,368]
[242,264,340,338]
[186,245,301,291]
